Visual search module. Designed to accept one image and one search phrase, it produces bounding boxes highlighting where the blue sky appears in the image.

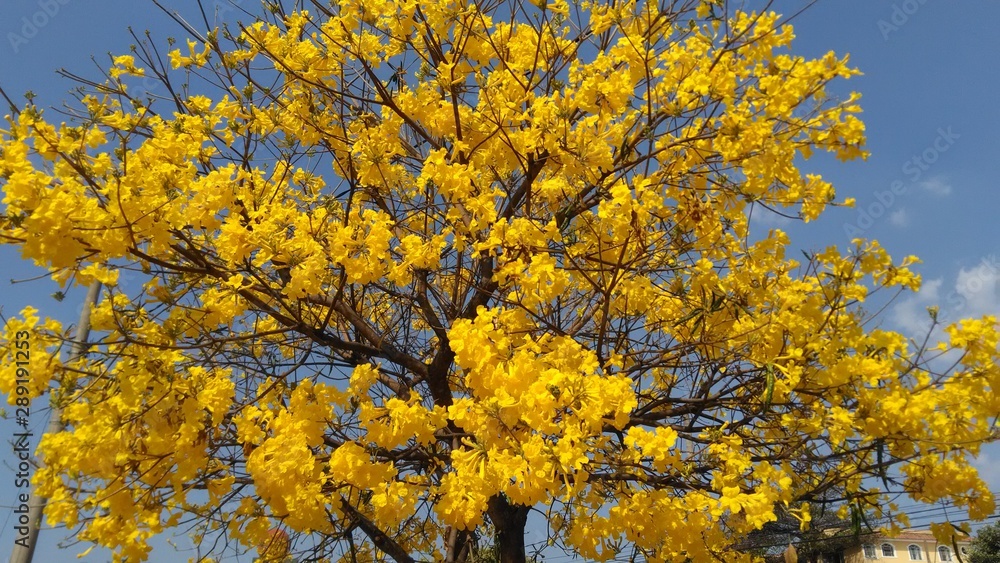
[0,1,999,561]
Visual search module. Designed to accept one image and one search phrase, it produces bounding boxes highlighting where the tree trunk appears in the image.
[488,496,529,563]
[445,527,472,562]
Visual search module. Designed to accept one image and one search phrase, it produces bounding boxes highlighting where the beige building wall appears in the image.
[840,535,969,563]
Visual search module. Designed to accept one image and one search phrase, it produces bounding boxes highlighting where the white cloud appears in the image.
[889,208,909,227]
[890,278,944,338]
[918,176,953,196]
[953,257,1000,319]
[890,255,1000,345]
[745,204,793,229]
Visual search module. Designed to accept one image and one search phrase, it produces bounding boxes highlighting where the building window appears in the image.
[882,543,896,557]
[908,545,921,560]
[863,544,878,559]
[938,546,952,561]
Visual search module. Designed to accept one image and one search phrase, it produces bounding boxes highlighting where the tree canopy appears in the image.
[1,0,998,562]
[969,522,1000,563]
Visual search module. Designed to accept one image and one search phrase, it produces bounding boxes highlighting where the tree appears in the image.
[969,522,1000,563]
[0,0,998,562]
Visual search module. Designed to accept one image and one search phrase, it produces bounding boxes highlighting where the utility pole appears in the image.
[10,282,101,563]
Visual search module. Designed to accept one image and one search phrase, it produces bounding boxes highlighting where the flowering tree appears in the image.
[1,0,998,562]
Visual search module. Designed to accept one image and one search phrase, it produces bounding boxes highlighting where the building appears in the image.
[842,529,970,563]
[766,529,971,563]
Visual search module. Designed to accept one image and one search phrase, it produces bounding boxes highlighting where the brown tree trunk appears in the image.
[488,495,530,563]
[445,527,472,562]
